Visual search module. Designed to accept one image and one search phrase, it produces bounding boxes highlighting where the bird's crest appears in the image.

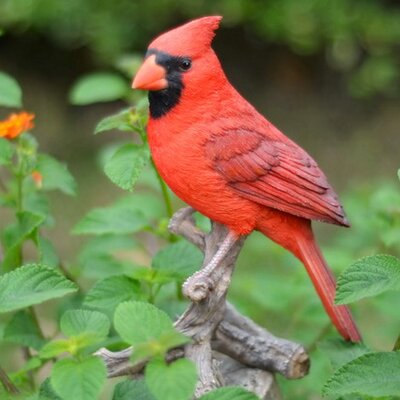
[149,16,222,57]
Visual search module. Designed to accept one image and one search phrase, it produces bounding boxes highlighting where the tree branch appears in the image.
[97,207,309,399]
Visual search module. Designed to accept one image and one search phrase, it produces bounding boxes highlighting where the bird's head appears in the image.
[132,16,224,118]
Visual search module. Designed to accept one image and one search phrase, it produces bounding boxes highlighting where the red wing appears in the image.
[205,128,349,226]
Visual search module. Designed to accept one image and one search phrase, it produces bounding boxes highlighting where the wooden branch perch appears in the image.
[96,207,310,399]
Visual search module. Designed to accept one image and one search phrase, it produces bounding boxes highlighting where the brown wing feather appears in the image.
[205,128,349,226]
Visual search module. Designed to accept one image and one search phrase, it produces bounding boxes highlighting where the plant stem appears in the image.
[0,366,19,395]
[59,262,83,291]
[393,333,400,351]
[30,306,45,339]
[150,157,173,219]
[307,322,332,353]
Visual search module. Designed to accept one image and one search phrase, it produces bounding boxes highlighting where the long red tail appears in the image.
[296,234,362,342]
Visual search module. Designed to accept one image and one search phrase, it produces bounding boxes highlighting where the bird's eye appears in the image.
[179,59,192,71]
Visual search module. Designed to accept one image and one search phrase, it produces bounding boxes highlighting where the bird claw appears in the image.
[183,272,214,302]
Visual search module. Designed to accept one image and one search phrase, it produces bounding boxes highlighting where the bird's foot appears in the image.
[182,230,239,302]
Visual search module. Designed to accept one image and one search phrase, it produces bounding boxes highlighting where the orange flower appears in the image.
[31,170,43,188]
[0,112,35,139]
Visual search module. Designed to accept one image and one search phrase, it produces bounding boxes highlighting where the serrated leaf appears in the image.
[95,109,134,134]
[36,154,77,196]
[0,137,14,165]
[318,339,371,369]
[69,73,128,105]
[0,264,78,313]
[0,71,22,107]
[51,356,106,400]
[36,235,59,268]
[199,387,260,400]
[336,255,400,304]
[84,275,140,315]
[60,309,110,339]
[145,358,197,400]
[114,301,173,346]
[323,351,400,398]
[39,378,62,400]
[3,310,46,349]
[152,241,203,280]
[104,143,149,190]
[113,379,155,400]
[73,202,148,235]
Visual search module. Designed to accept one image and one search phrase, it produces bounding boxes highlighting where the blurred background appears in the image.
[1,1,399,399]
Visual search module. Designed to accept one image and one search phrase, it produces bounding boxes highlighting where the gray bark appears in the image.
[96,207,309,399]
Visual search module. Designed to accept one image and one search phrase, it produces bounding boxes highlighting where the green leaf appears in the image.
[145,358,197,400]
[323,351,400,398]
[199,387,260,400]
[0,71,22,107]
[3,310,46,349]
[40,334,104,358]
[60,309,110,339]
[318,339,371,369]
[0,264,78,313]
[113,379,155,400]
[95,108,134,134]
[51,356,106,400]
[104,143,149,191]
[69,73,128,105]
[0,138,14,165]
[73,202,148,235]
[36,154,77,196]
[84,275,140,315]
[1,211,45,270]
[38,378,62,400]
[152,241,203,280]
[336,255,400,304]
[81,254,132,279]
[40,339,71,359]
[37,235,59,268]
[114,301,173,345]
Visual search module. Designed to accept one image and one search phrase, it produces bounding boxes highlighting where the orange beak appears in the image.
[132,54,168,91]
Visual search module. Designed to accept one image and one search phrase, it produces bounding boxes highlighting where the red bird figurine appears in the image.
[132,16,361,342]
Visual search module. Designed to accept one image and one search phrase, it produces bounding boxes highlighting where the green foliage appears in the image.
[3,310,46,350]
[104,143,150,190]
[84,275,141,315]
[73,200,148,235]
[199,387,260,400]
[113,379,155,400]
[51,356,106,400]
[318,339,370,370]
[95,108,137,134]
[36,155,77,196]
[145,358,197,400]
[0,264,78,313]
[336,255,400,304]
[152,241,203,280]
[60,309,110,339]
[1,61,399,400]
[114,301,188,361]
[0,71,22,107]
[69,73,128,105]
[0,137,14,165]
[2,1,400,97]
[323,352,400,398]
